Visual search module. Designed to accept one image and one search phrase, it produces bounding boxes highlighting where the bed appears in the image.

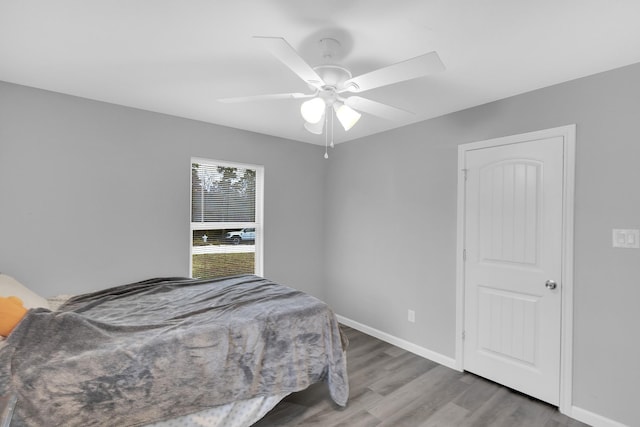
[0,274,349,426]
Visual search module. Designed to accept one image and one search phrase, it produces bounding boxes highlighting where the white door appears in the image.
[463,136,564,405]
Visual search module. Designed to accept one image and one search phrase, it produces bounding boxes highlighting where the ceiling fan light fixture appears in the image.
[304,119,325,135]
[300,97,326,124]
[219,36,445,149]
[333,102,361,131]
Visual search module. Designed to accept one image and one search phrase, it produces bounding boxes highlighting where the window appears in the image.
[190,158,263,279]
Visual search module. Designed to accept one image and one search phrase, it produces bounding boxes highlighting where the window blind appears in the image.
[190,159,263,279]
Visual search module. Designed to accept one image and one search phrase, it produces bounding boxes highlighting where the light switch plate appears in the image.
[612,229,640,248]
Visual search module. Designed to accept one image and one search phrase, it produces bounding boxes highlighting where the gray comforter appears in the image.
[0,275,348,426]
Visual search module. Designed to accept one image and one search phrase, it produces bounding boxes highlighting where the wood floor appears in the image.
[255,326,589,427]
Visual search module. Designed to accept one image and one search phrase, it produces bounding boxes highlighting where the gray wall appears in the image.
[0,81,327,299]
[325,62,640,425]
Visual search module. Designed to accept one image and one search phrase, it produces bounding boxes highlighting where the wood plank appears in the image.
[453,376,502,412]
[419,402,469,427]
[368,352,438,396]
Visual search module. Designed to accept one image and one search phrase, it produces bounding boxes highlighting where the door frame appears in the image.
[455,124,576,415]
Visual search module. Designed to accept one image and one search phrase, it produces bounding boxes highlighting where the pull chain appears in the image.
[330,110,335,148]
[324,108,329,159]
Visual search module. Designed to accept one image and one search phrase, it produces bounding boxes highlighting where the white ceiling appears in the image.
[2,1,640,145]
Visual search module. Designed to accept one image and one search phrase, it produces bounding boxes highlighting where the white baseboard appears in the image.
[570,406,630,427]
[336,314,458,370]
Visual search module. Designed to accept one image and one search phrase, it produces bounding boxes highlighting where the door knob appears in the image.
[545,280,557,290]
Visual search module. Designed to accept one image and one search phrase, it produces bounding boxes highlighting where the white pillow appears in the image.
[0,274,50,310]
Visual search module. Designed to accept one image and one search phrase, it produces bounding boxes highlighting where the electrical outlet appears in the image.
[408,309,415,323]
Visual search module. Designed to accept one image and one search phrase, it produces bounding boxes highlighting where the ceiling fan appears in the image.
[219,36,445,156]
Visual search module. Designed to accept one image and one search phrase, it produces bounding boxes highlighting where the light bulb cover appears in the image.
[304,119,325,135]
[333,102,361,131]
[300,97,326,124]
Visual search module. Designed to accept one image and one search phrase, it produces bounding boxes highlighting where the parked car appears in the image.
[225,228,255,245]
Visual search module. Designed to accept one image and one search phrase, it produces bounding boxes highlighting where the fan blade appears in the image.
[254,36,325,89]
[343,96,415,121]
[342,51,444,93]
[218,92,314,103]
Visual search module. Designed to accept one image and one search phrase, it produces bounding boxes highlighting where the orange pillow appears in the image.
[0,296,28,337]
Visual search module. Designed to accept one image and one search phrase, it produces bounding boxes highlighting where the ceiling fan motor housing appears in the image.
[311,65,352,93]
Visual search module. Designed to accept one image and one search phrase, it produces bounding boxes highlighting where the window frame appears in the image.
[189,157,264,278]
